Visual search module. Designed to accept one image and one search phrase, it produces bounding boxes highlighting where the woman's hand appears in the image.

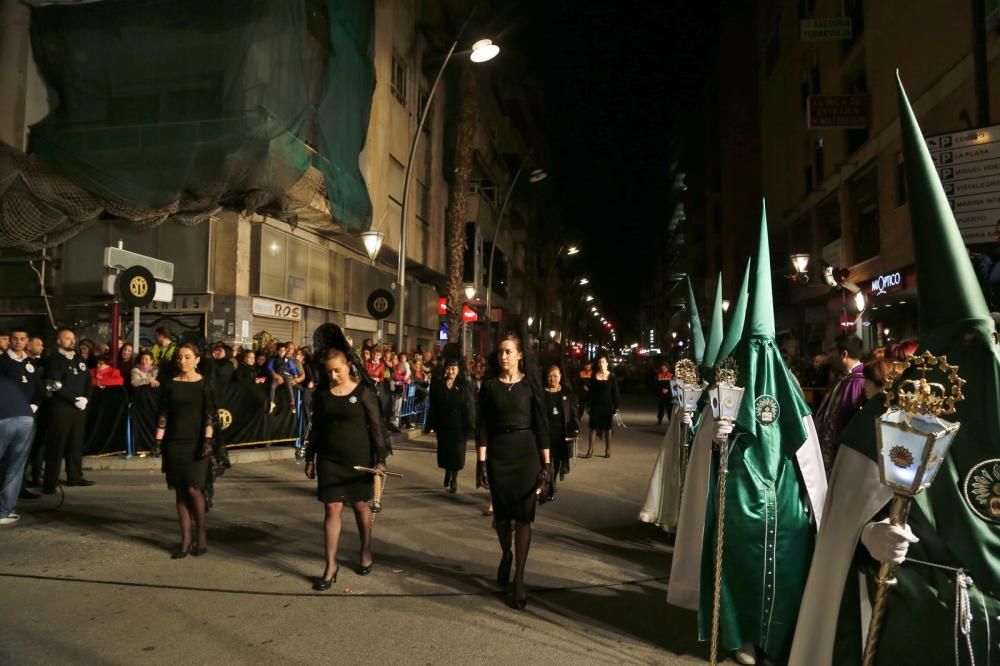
[150,379,160,388]
[375,462,388,475]
[305,462,316,480]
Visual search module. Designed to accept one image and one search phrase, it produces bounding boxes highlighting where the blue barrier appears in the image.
[397,383,428,428]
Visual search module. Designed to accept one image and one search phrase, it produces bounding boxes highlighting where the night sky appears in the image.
[527,1,719,337]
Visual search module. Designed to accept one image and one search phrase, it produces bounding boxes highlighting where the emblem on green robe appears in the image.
[964,459,1000,524]
[754,395,779,425]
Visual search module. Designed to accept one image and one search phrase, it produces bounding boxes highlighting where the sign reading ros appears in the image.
[252,297,301,321]
[869,271,903,296]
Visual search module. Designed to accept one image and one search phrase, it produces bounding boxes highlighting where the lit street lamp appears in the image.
[396,28,499,353]
[360,230,384,265]
[464,283,477,301]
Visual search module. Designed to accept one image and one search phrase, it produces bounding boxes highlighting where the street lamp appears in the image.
[360,230,385,265]
[790,253,810,273]
[566,245,580,255]
[585,294,594,302]
[538,242,581,346]
[721,299,731,313]
[396,27,499,353]
[483,151,547,354]
[464,283,477,301]
[579,277,590,286]
[527,316,534,327]
[854,291,867,313]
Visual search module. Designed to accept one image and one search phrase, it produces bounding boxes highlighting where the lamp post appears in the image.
[538,243,580,341]
[483,152,547,354]
[862,351,964,666]
[395,34,499,354]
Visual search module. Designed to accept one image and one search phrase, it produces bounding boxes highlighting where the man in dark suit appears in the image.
[42,327,95,493]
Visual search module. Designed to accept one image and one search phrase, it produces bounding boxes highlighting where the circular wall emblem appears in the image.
[754,394,780,425]
[217,408,233,431]
[129,275,149,299]
[963,459,1000,525]
[366,288,395,320]
[119,265,156,307]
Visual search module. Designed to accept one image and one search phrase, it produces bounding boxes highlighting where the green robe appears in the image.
[697,336,825,658]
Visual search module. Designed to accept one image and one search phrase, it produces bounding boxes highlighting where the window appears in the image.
[391,55,407,106]
[842,0,865,53]
[418,88,430,133]
[845,69,870,155]
[259,226,334,307]
[850,166,880,262]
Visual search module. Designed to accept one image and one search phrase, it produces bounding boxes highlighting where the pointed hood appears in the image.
[896,72,991,334]
[748,201,776,339]
[716,258,751,364]
[700,273,725,378]
[686,276,706,364]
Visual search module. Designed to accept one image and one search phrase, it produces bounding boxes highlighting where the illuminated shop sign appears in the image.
[869,271,904,296]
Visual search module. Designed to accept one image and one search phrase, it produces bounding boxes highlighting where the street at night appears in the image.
[1,1,1000,665]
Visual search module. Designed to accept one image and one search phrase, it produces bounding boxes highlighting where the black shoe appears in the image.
[443,471,450,488]
[190,545,208,557]
[313,566,339,591]
[512,580,528,609]
[171,545,190,559]
[559,469,566,482]
[19,489,40,500]
[497,550,513,587]
[657,419,662,426]
[358,562,373,576]
[67,479,96,487]
[26,479,41,489]
[449,477,457,494]
[42,487,57,495]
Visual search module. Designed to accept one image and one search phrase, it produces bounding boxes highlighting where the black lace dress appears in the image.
[477,378,549,522]
[158,378,217,490]
[306,383,387,503]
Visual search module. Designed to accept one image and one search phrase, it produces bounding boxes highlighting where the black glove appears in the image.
[537,462,554,502]
[476,460,489,489]
[152,439,162,458]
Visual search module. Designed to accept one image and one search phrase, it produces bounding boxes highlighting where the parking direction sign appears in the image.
[926,125,1000,244]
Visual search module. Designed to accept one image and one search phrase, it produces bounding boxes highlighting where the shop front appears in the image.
[250,296,301,348]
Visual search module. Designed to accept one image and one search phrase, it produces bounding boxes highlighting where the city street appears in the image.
[1,396,708,665]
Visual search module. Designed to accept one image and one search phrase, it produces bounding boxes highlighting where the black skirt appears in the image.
[436,429,467,471]
[487,429,541,522]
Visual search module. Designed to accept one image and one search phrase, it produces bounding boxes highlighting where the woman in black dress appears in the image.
[583,354,618,458]
[542,365,579,501]
[425,357,474,493]
[155,343,218,559]
[583,354,619,458]
[304,349,388,591]
[476,334,551,609]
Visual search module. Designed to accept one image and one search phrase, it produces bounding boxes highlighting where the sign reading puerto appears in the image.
[252,296,301,321]
[927,124,1000,245]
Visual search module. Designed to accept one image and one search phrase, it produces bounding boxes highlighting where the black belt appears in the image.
[497,426,530,434]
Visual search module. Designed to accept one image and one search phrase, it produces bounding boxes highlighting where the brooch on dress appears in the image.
[349,396,358,404]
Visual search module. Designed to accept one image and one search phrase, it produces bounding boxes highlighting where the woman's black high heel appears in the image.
[358,562,374,576]
[496,550,513,587]
[171,545,190,559]
[313,565,339,591]
[512,579,528,609]
[190,545,208,557]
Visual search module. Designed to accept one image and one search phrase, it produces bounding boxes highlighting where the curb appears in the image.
[83,426,438,471]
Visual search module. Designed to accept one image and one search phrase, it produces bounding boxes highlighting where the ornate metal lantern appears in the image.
[863,350,964,666]
[709,357,744,423]
[674,359,706,415]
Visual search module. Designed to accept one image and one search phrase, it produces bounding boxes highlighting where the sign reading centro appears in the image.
[869,271,904,296]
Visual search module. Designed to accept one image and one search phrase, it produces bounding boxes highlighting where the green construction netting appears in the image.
[24,0,374,236]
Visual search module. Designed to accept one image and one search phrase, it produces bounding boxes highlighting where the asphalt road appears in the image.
[1,394,712,665]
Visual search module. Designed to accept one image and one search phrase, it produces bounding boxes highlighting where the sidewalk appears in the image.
[82,425,437,471]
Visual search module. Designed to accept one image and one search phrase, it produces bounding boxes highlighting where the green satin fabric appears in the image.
[698,438,814,657]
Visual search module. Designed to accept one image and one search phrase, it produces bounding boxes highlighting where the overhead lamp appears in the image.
[470,39,500,63]
[671,332,678,339]
[360,230,385,264]
[527,316,534,327]
[579,277,590,286]
[566,245,580,255]
[464,283,477,301]
[585,295,594,302]
[854,291,867,313]
[722,299,731,313]
[529,168,548,183]
[549,330,556,339]
[790,253,810,274]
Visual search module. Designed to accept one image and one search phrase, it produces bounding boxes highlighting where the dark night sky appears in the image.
[522,1,719,338]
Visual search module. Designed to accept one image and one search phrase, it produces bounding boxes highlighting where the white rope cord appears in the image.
[905,557,975,666]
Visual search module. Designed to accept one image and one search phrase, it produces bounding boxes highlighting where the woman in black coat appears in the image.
[425,357,474,493]
[541,365,579,501]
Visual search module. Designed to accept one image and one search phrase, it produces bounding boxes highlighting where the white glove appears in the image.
[861,518,919,564]
[681,411,693,426]
[714,420,734,442]
[74,397,88,411]
[30,404,38,413]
